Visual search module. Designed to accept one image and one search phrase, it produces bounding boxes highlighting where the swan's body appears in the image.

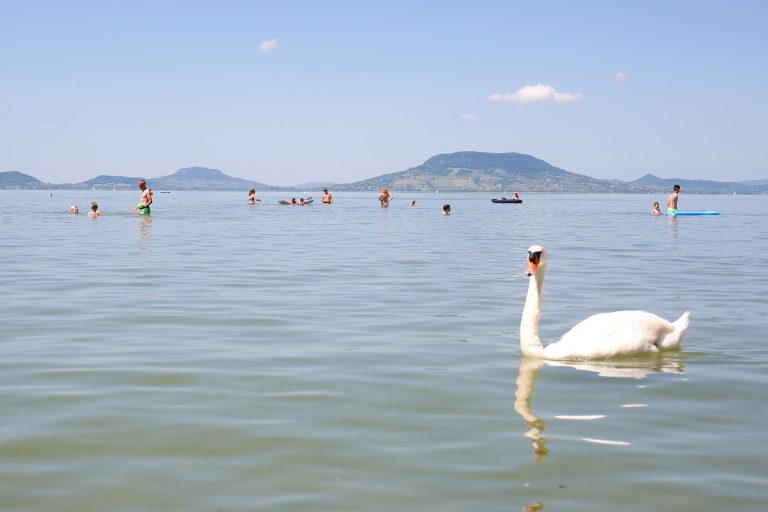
[520,245,690,360]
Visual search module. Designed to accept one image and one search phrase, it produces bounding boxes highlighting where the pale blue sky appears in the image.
[1,0,766,184]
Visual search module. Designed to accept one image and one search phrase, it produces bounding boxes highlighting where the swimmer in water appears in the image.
[88,202,102,217]
[442,204,451,216]
[70,205,79,214]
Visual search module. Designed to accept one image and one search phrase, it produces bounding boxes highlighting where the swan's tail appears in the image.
[674,311,691,335]
[662,311,690,349]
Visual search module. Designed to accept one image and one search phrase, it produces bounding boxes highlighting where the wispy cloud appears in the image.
[259,38,280,53]
[614,72,629,84]
[459,113,479,121]
[488,84,582,103]
[41,122,56,129]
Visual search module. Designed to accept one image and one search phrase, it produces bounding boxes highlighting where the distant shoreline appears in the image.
[3,151,766,194]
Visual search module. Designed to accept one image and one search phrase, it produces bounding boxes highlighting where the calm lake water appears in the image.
[1,190,767,511]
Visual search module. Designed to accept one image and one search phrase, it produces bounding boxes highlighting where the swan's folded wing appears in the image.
[554,311,674,358]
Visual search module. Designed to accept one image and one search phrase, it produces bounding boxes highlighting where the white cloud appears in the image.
[614,72,629,84]
[41,122,56,129]
[459,113,479,121]
[488,84,582,103]
[259,38,280,53]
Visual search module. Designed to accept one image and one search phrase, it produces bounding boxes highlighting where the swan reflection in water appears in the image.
[513,354,684,462]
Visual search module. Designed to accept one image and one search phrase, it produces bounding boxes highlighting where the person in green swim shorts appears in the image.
[133,179,153,214]
[666,184,680,213]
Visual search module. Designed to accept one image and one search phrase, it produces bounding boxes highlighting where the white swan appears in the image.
[520,244,690,359]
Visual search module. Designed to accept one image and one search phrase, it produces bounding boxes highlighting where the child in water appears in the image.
[651,201,661,215]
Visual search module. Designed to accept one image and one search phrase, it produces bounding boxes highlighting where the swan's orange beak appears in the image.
[526,252,540,276]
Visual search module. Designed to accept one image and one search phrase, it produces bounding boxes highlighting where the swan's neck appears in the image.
[520,270,546,357]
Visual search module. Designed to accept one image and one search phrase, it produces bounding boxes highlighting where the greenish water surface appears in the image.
[1,191,766,511]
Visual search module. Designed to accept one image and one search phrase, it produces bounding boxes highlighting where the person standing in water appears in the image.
[248,189,258,204]
[88,202,102,217]
[666,184,680,214]
[133,180,153,215]
[379,187,391,207]
[321,188,333,204]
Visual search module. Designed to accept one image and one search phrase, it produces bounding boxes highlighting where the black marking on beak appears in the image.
[526,251,541,276]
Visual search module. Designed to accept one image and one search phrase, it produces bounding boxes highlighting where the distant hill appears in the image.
[74,175,146,190]
[629,174,739,188]
[0,171,45,189]
[740,178,768,186]
[290,181,336,190]
[335,151,624,192]
[627,174,766,194]
[334,153,767,193]
[150,167,276,191]
[1,167,279,191]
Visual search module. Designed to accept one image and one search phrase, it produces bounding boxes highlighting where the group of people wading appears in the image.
[69,180,153,217]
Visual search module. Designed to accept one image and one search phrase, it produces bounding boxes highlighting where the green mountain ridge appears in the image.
[0,167,277,191]
[334,151,611,192]
[0,171,43,188]
[150,167,276,191]
[2,152,766,193]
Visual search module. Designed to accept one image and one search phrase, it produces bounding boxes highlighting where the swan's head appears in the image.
[526,245,547,277]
